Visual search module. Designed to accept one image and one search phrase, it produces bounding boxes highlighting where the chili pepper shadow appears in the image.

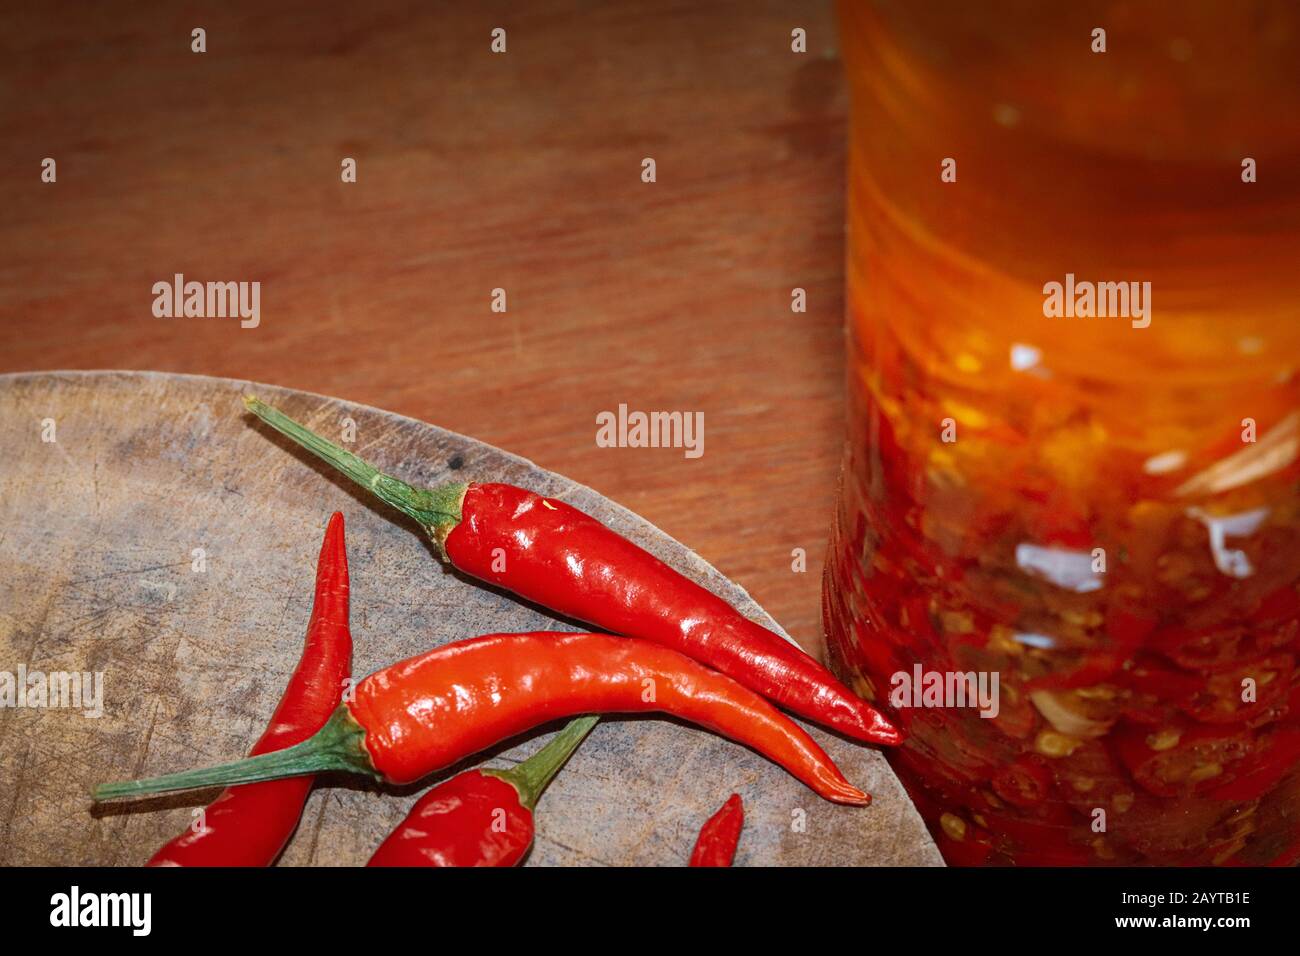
[89,787,227,819]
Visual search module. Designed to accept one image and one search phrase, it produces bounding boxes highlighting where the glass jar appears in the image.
[825,0,1300,865]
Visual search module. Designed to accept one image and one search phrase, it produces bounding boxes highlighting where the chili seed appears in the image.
[1061,609,1103,629]
[1075,686,1117,701]
[1188,763,1223,783]
[990,626,1023,656]
[1145,729,1182,751]
[1071,777,1096,793]
[1112,793,1134,813]
[1035,730,1083,757]
[939,813,968,841]
[940,610,974,634]
[942,400,989,429]
[1156,553,1196,586]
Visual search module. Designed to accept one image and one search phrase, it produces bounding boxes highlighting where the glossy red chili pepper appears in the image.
[688,793,744,867]
[368,716,597,867]
[240,397,901,747]
[147,512,352,867]
[94,632,869,805]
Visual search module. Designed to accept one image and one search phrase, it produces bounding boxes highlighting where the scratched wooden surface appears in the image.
[0,371,940,866]
[0,0,848,662]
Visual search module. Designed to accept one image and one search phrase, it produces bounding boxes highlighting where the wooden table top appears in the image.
[1,1,847,658]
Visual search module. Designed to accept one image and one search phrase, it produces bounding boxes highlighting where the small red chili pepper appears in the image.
[688,793,744,867]
[147,512,352,867]
[241,397,901,747]
[94,632,869,805]
[368,716,597,867]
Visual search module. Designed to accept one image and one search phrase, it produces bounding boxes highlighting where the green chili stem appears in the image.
[92,708,376,801]
[486,716,599,810]
[242,395,466,543]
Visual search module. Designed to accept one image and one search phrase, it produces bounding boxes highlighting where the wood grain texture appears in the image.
[0,0,847,661]
[0,371,940,866]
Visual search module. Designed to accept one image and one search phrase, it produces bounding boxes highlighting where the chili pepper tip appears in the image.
[869,718,906,747]
[837,786,871,807]
[689,793,744,866]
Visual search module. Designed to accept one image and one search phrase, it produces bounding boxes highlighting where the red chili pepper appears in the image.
[1008,833,1093,867]
[94,632,869,806]
[1267,836,1300,867]
[934,830,995,866]
[1205,728,1300,802]
[991,755,1053,809]
[1182,652,1295,725]
[688,793,744,867]
[1025,607,1156,692]
[241,397,901,747]
[977,808,1092,865]
[1253,583,1300,624]
[1113,722,1252,797]
[368,716,597,867]
[147,512,352,867]
[1151,621,1297,671]
[1117,660,1202,700]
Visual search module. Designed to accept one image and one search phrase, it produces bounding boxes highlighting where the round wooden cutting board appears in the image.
[0,370,941,866]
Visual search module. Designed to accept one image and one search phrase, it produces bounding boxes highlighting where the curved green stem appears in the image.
[486,716,598,810]
[92,708,376,801]
[243,395,466,545]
